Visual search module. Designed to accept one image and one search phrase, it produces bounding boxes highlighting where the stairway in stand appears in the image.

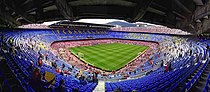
[190,58,210,92]
[0,58,25,91]
[93,80,105,92]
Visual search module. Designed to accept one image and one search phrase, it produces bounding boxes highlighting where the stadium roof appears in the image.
[0,0,209,34]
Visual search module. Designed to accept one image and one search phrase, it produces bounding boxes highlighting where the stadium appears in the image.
[0,0,210,92]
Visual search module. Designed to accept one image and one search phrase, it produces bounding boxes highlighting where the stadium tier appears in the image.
[0,29,209,92]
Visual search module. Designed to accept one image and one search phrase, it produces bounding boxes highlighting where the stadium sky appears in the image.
[42,19,157,26]
[42,19,125,25]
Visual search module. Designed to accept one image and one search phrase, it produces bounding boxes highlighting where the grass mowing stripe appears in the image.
[74,44,136,59]
[72,44,144,67]
[71,44,144,68]
[94,44,142,56]
[83,45,140,61]
[70,43,149,71]
[85,44,130,54]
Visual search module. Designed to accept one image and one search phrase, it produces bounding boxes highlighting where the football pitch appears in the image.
[69,43,149,71]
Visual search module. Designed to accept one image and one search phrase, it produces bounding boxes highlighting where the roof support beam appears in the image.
[0,2,20,26]
[33,0,43,22]
[193,0,204,5]
[173,0,192,14]
[132,0,153,22]
[172,11,186,19]
[3,0,35,23]
[54,0,74,20]
[147,7,166,15]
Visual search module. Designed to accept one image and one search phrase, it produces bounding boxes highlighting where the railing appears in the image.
[203,74,210,92]
[181,59,209,92]
[0,71,12,92]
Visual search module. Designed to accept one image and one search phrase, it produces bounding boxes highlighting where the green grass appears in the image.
[69,43,149,71]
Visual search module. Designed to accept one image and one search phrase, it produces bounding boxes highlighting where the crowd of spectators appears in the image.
[12,29,200,81]
[2,27,209,92]
[18,24,49,29]
[111,26,191,35]
[51,39,159,79]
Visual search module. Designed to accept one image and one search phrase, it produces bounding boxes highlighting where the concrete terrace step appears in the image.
[93,80,105,92]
